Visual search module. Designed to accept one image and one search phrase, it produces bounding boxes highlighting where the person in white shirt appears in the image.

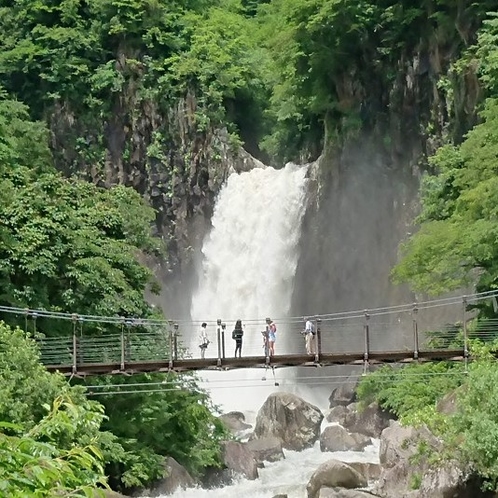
[304,318,315,355]
[199,322,209,359]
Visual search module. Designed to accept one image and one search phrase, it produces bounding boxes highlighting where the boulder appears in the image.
[253,392,324,451]
[143,457,196,496]
[199,467,234,490]
[326,405,349,424]
[306,459,368,498]
[102,492,129,498]
[343,402,391,438]
[320,426,371,452]
[246,436,285,463]
[221,441,259,480]
[328,375,360,407]
[378,421,439,468]
[319,489,380,498]
[347,462,381,482]
[219,411,252,433]
[374,422,475,498]
[416,462,468,497]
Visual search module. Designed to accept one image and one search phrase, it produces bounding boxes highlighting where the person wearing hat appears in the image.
[266,317,277,356]
[199,322,209,359]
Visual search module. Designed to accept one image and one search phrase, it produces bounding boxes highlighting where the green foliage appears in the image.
[0,93,160,333]
[96,372,231,483]
[0,321,69,429]
[356,362,465,423]
[0,322,111,496]
[443,342,498,490]
[254,0,496,161]
[357,342,498,490]
[476,13,498,96]
[0,397,108,497]
[393,98,498,297]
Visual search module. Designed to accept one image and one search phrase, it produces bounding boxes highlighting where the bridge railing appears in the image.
[31,292,498,373]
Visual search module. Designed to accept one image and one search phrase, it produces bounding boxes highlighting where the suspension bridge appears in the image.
[2,291,497,377]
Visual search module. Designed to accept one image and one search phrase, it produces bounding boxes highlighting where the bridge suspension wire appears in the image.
[83,370,466,394]
[1,290,497,329]
[86,371,467,396]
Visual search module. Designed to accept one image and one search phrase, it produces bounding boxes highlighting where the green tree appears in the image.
[96,372,230,487]
[447,343,498,490]
[393,98,498,298]
[0,92,160,334]
[0,321,117,496]
[0,416,106,498]
[0,321,69,428]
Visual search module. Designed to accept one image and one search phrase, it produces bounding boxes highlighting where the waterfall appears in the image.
[190,162,309,413]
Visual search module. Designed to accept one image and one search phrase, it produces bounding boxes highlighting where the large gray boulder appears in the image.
[415,463,468,497]
[141,457,196,496]
[347,462,381,482]
[326,405,349,424]
[379,421,439,468]
[221,441,259,480]
[219,411,252,434]
[374,421,473,498]
[253,392,324,451]
[343,402,392,438]
[307,459,368,498]
[375,422,438,497]
[319,489,380,498]
[246,436,285,463]
[328,374,360,408]
[320,425,371,452]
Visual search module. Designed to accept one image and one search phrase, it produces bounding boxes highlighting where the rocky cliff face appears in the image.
[291,35,480,319]
[48,74,262,317]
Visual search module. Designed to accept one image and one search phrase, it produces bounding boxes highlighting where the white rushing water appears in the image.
[189,162,309,413]
[169,438,380,498]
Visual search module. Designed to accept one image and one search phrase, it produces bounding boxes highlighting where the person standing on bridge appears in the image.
[199,322,209,359]
[232,319,244,358]
[266,317,276,356]
[303,317,315,355]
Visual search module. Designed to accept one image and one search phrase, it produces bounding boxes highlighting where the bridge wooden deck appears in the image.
[45,349,466,376]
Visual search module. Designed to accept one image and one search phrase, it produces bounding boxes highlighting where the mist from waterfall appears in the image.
[189,163,309,413]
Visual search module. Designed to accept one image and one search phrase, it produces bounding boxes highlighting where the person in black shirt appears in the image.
[232,319,244,358]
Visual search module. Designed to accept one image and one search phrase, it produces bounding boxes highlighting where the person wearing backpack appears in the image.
[198,322,209,359]
[266,317,277,356]
[232,319,244,358]
[303,317,315,354]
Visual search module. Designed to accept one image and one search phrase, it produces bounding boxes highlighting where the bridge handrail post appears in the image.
[221,322,226,359]
[217,319,222,367]
[363,310,370,375]
[71,314,78,374]
[173,323,179,361]
[412,303,419,360]
[168,326,174,370]
[314,317,321,363]
[120,326,125,371]
[265,328,270,365]
[462,295,469,371]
